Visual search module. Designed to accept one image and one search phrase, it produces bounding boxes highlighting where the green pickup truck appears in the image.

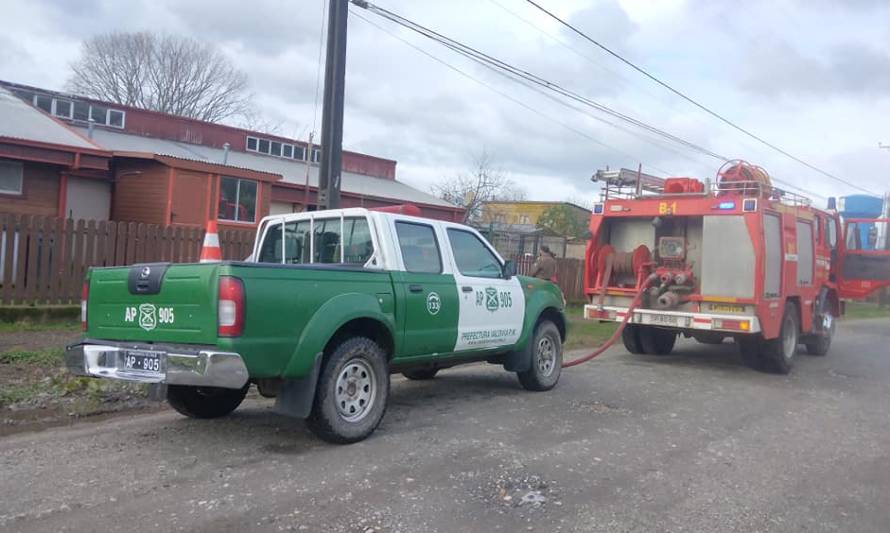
[66,208,566,443]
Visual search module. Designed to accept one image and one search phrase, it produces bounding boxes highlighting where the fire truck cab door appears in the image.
[837,218,890,300]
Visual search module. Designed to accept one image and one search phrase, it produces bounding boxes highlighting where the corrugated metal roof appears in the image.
[0,87,99,150]
[80,127,455,208]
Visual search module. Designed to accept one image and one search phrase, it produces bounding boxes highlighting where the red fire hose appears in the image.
[562,273,658,368]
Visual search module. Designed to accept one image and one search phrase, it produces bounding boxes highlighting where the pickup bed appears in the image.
[67,208,566,443]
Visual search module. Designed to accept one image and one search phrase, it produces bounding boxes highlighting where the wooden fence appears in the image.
[0,214,255,306]
[514,256,585,301]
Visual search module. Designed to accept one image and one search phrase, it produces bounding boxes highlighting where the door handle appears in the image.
[462,286,473,293]
[409,284,423,293]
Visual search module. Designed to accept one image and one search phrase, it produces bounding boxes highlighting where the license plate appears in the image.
[707,304,745,313]
[645,314,680,326]
[121,350,163,374]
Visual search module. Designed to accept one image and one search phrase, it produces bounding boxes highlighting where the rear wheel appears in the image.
[760,303,800,374]
[307,337,389,444]
[167,384,249,419]
[621,324,645,354]
[402,368,439,380]
[517,320,562,391]
[805,300,836,356]
[639,326,677,355]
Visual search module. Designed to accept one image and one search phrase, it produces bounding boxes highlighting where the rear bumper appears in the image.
[65,342,249,390]
[583,305,761,334]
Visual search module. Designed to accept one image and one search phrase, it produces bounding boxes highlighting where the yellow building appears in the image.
[480,201,590,230]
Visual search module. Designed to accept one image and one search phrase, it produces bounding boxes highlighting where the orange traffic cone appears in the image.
[200,220,222,263]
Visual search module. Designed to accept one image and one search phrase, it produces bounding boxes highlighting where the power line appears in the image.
[349,10,673,177]
[349,0,822,199]
[523,0,877,196]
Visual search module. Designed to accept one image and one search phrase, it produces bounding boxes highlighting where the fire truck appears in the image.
[582,161,890,374]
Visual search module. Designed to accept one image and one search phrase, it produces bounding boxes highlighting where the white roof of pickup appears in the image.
[0,87,99,149]
[78,127,455,208]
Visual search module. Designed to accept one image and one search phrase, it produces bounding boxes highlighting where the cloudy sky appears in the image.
[2,0,889,205]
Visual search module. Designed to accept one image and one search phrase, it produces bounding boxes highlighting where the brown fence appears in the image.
[0,214,255,306]
[515,256,585,302]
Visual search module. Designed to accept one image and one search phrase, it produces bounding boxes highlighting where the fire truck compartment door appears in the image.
[838,218,890,300]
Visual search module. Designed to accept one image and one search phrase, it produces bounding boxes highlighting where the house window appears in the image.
[34,94,52,113]
[246,136,258,151]
[312,148,321,163]
[0,160,24,195]
[258,139,270,154]
[73,101,90,121]
[293,145,306,160]
[282,144,293,158]
[90,105,108,124]
[53,99,73,119]
[218,177,258,223]
[519,215,530,224]
[108,109,125,128]
[270,141,282,157]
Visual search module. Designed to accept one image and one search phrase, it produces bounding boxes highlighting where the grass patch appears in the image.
[0,348,65,366]
[564,304,617,350]
[844,301,890,320]
[0,383,46,408]
[0,320,80,333]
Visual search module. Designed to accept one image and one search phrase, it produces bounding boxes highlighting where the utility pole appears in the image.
[317,0,349,210]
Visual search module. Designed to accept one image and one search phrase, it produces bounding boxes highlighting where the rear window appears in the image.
[258,216,374,265]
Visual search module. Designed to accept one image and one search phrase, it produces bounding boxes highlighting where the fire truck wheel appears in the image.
[804,313,835,356]
[638,326,677,355]
[761,303,800,374]
[621,325,645,354]
[517,320,562,391]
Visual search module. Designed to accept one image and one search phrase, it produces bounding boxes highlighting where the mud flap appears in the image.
[502,342,532,373]
[274,352,323,419]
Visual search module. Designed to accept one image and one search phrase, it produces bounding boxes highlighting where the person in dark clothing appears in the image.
[532,245,558,282]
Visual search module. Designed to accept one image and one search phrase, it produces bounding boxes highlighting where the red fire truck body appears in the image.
[583,162,890,373]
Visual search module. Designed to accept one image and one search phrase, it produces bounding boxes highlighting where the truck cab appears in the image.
[583,162,890,374]
[66,208,566,443]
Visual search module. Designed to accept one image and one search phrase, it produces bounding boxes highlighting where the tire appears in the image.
[307,337,389,444]
[621,324,645,354]
[638,326,677,355]
[805,300,836,356]
[167,384,249,419]
[760,302,800,374]
[517,320,562,391]
[402,368,439,380]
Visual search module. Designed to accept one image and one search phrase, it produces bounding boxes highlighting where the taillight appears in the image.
[218,276,245,337]
[81,280,89,332]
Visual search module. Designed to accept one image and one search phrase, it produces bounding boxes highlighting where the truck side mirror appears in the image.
[502,259,517,279]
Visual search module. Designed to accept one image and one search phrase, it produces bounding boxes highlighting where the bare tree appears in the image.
[432,150,526,223]
[68,32,252,123]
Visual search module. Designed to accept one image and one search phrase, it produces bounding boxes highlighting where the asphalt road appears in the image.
[2,318,889,533]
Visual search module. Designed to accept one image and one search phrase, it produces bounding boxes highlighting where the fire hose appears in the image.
[562,272,658,368]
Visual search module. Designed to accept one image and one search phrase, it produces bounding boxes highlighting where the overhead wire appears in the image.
[349,0,822,200]
[522,0,877,196]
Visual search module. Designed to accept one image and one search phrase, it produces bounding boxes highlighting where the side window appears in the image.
[257,222,283,263]
[313,218,342,263]
[845,222,861,251]
[396,222,442,274]
[447,228,502,278]
[343,217,374,264]
[284,220,311,264]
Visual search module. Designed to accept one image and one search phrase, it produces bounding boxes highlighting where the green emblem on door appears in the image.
[426,292,441,315]
[485,287,499,312]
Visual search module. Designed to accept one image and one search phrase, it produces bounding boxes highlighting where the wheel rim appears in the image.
[782,314,797,360]
[536,336,556,377]
[335,358,377,423]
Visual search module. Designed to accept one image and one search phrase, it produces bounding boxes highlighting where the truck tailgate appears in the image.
[87,263,218,345]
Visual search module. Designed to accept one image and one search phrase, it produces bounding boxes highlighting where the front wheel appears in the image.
[167,384,249,419]
[307,337,389,444]
[517,320,562,391]
[761,303,800,374]
[805,308,835,356]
